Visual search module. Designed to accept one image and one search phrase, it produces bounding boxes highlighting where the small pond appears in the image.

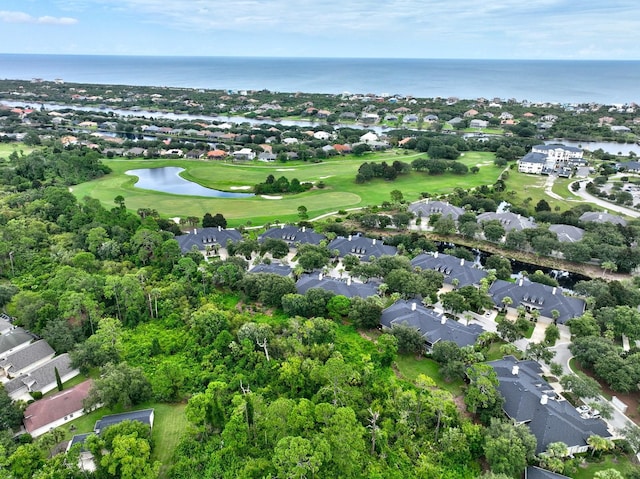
[125,167,254,198]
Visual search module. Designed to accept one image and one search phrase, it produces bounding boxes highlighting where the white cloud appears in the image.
[0,10,78,25]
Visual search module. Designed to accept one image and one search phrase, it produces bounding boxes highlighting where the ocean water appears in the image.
[0,54,638,105]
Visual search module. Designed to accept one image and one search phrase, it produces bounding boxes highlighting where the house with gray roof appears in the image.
[0,340,55,378]
[296,273,380,298]
[411,252,487,288]
[409,199,465,222]
[0,327,33,356]
[94,408,155,435]
[489,356,612,455]
[549,224,585,243]
[259,225,325,247]
[381,300,484,349]
[249,262,292,276]
[525,467,570,479]
[5,353,79,400]
[328,234,396,261]
[579,211,628,226]
[488,278,585,324]
[615,160,640,173]
[175,227,242,255]
[477,212,537,232]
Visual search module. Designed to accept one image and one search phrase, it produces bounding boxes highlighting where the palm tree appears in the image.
[501,296,513,312]
[587,434,614,457]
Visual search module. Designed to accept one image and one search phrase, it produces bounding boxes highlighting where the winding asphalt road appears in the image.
[570,179,640,218]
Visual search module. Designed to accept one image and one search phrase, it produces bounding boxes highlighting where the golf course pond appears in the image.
[125,167,254,198]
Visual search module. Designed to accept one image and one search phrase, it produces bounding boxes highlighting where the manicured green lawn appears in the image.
[394,354,464,396]
[570,454,639,479]
[151,403,188,479]
[71,150,501,225]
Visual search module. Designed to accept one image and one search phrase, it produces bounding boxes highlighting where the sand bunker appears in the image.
[261,195,283,199]
[230,186,252,190]
[276,168,295,171]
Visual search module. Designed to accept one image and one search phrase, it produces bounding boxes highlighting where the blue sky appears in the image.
[1,0,639,59]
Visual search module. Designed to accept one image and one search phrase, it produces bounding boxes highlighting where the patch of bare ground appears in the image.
[453,394,473,420]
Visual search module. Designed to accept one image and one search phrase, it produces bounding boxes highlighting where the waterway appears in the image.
[125,167,254,198]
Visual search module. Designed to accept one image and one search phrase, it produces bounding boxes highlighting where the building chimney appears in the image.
[318,272,323,280]
[281,224,285,229]
[348,235,352,241]
[519,278,524,287]
[302,226,306,232]
[441,316,446,325]
[540,394,548,405]
[512,365,519,375]
[218,226,222,231]
[552,287,557,295]
[372,238,376,245]
[460,258,465,266]
[347,277,352,286]
[411,302,417,311]
[434,251,439,258]
[194,228,197,235]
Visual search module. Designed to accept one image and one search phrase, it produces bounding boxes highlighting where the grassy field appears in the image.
[571,455,638,479]
[71,150,502,225]
[394,354,464,396]
[0,142,33,159]
[503,171,573,212]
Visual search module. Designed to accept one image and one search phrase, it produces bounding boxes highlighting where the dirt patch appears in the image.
[453,394,473,420]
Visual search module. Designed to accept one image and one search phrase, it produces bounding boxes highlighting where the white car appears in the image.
[576,405,590,414]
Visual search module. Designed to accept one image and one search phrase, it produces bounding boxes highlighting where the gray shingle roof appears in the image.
[328,234,396,260]
[534,144,582,154]
[94,408,154,434]
[490,356,611,454]
[477,212,537,231]
[259,225,326,246]
[0,340,55,375]
[249,263,292,276]
[549,224,585,243]
[519,151,548,164]
[409,200,465,221]
[22,353,77,392]
[0,317,13,334]
[0,328,34,355]
[411,252,487,287]
[526,466,570,479]
[579,211,628,226]
[296,274,380,298]
[175,227,242,253]
[488,279,585,324]
[381,300,484,348]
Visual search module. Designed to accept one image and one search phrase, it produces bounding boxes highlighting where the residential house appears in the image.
[0,327,34,357]
[579,211,628,227]
[469,119,488,128]
[488,278,585,324]
[94,408,155,434]
[359,132,379,144]
[463,109,479,117]
[328,234,397,261]
[249,263,292,276]
[258,152,277,162]
[232,148,256,161]
[615,160,640,173]
[313,131,332,141]
[175,227,242,256]
[207,149,227,160]
[68,408,156,472]
[489,356,612,454]
[185,150,205,159]
[5,353,80,400]
[409,199,465,222]
[23,380,93,437]
[525,467,570,479]
[296,273,380,298]
[381,300,484,350]
[477,212,537,232]
[548,224,585,243]
[0,340,55,378]
[259,225,326,247]
[411,252,487,289]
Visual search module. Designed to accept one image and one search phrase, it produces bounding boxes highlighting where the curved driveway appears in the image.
[570,180,640,218]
